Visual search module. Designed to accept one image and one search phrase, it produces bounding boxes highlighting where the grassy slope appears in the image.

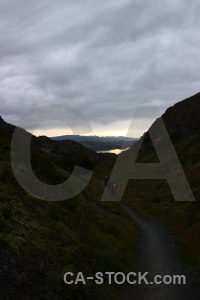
[116,92,200,271]
[0,117,138,299]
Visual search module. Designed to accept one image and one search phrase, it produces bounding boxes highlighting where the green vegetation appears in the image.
[0,117,138,299]
[116,92,200,272]
[1,91,200,298]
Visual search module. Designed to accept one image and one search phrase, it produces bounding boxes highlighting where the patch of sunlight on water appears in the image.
[97,148,129,155]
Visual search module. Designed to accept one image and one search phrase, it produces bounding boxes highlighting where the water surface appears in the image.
[97,148,129,155]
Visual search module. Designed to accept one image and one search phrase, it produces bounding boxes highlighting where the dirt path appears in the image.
[120,204,200,300]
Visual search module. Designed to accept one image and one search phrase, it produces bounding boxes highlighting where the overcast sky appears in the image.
[0,0,199,137]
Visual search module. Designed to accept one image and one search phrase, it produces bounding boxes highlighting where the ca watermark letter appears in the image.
[101,106,195,202]
[11,104,93,201]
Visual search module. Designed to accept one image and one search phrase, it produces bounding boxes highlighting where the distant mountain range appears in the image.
[51,134,137,142]
[51,135,138,151]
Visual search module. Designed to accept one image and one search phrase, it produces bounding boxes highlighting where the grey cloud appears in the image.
[0,0,200,132]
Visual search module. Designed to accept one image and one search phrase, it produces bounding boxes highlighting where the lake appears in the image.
[97,148,129,155]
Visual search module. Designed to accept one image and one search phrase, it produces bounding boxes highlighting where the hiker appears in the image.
[104,176,109,187]
[111,183,117,195]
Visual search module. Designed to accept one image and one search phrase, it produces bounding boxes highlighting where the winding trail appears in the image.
[120,204,200,300]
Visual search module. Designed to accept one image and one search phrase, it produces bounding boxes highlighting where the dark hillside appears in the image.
[108,92,200,199]
[0,116,138,299]
[117,92,200,271]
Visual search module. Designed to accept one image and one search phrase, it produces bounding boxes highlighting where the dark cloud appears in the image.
[0,0,199,134]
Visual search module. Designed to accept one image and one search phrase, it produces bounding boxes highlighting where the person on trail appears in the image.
[104,176,109,187]
[111,183,117,195]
